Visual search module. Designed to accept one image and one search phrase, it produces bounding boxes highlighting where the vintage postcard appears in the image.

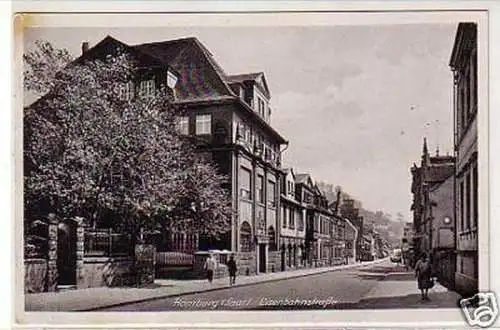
[12,1,497,329]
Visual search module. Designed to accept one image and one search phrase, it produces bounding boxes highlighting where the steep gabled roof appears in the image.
[227,72,262,83]
[282,168,296,179]
[75,35,175,74]
[133,37,236,102]
[227,72,271,99]
[295,173,310,184]
[295,173,316,190]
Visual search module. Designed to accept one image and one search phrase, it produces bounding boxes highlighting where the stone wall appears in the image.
[135,244,156,286]
[80,257,134,288]
[24,259,47,293]
[236,251,256,276]
[46,215,58,292]
[267,250,281,273]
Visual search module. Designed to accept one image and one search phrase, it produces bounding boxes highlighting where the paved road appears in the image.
[102,260,406,311]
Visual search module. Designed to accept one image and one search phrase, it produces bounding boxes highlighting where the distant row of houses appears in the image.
[410,22,478,298]
[25,34,387,292]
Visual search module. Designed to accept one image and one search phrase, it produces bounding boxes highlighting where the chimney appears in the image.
[81,41,89,55]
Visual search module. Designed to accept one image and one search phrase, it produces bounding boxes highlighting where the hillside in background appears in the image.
[317,181,405,248]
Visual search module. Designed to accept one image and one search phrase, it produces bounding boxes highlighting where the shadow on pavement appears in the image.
[246,292,462,310]
[352,291,462,309]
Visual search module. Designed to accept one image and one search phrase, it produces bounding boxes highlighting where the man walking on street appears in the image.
[227,254,237,286]
[204,254,217,284]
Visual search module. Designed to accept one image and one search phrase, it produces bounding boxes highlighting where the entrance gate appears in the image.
[57,220,77,286]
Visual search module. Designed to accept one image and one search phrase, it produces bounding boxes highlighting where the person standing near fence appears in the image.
[227,254,237,286]
[204,254,217,284]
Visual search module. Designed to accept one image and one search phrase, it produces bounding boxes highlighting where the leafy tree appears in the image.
[23,40,233,250]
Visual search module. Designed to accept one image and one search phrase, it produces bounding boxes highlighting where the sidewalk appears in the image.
[25,258,387,311]
[355,271,462,309]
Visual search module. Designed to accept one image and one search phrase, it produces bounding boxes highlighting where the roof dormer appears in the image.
[227,72,272,123]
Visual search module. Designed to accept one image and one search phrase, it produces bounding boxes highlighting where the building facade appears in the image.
[312,187,335,267]
[75,36,289,275]
[429,174,456,290]
[410,139,455,257]
[295,174,335,267]
[410,138,455,289]
[279,169,306,270]
[343,218,358,264]
[332,215,347,265]
[449,22,479,297]
[339,198,364,261]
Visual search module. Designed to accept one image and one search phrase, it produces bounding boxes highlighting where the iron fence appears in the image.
[85,228,131,257]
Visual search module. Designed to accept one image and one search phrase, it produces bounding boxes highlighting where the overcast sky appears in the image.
[25,23,458,219]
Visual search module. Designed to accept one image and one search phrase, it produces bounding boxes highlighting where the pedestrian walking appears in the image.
[227,254,237,286]
[415,252,433,301]
[204,254,217,284]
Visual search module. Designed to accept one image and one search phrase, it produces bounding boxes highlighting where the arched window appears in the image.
[268,226,277,251]
[240,222,252,252]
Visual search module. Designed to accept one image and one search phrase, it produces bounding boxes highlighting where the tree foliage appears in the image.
[23,40,233,241]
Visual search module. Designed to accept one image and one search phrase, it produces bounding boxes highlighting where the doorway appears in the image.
[57,221,77,286]
[258,243,266,273]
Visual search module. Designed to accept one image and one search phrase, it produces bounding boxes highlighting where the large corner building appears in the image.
[77,36,289,275]
[449,22,478,297]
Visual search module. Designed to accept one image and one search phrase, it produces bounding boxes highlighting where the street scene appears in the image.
[22,17,478,313]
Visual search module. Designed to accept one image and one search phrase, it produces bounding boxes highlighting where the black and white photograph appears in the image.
[13,5,496,329]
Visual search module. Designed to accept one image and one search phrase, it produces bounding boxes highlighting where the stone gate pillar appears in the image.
[46,213,58,292]
[75,217,85,289]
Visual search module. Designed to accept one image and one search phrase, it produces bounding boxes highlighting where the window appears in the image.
[242,124,250,142]
[472,164,478,229]
[460,181,465,231]
[177,116,189,135]
[471,50,477,114]
[119,81,134,101]
[464,66,470,119]
[304,192,312,204]
[140,79,155,97]
[196,114,211,135]
[298,212,304,231]
[289,209,295,229]
[256,97,266,118]
[257,175,264,203]
[465,172,471,230]
[237,122,250,142]
[282,206,287,228]
[268,226,276,251]
[240,222,252,252]
[267,181,276,208]
[240,167,252,200]
[459,80,466,132]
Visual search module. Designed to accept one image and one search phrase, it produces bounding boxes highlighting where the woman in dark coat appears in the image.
[415,253,432,301]
[227,254,237,286]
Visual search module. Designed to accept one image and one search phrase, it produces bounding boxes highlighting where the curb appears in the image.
[81,258,388,311]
